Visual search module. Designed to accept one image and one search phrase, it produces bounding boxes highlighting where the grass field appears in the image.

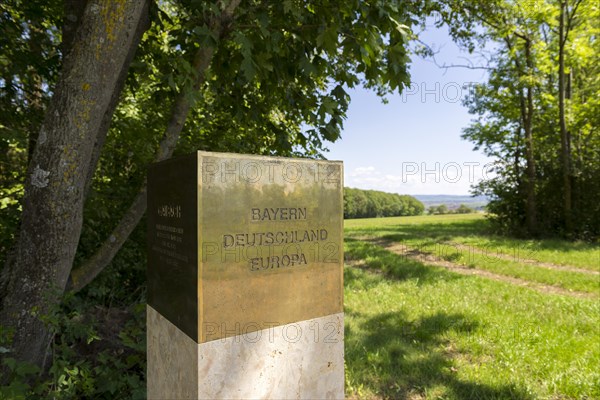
[343,214,599,399]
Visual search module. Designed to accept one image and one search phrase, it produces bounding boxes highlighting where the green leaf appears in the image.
[317,25,339,54]
[283,0,293,14]
[240,57,256,81]
[389,16,410,37]
[2,357,17,371]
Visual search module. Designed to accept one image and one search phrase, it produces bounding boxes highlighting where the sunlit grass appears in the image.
[345,214,599,270]
[451,235,600,271]
[395,239,599,294]
[343,214,600,399]
[344,214,600,293]
[344,242,600,399]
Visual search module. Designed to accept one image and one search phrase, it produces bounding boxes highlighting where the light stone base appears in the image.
[147,306,344,399]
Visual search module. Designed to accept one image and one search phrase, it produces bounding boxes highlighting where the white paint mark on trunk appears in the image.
[31,165,50,188]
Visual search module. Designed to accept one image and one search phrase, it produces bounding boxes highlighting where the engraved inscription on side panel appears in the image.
[147,154,198,342]
[198,154,343,342]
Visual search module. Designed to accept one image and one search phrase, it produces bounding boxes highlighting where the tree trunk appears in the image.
[0,0,150,370]
[514,126,521,196]
[82,3,151,199]
[558,1,573,235]
[506,34,537,236]
[25,22,46,166]
[523,38,537,236]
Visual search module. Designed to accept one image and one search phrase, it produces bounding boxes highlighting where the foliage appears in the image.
[428,204,475,214]
[1,253,147,399]
[454,204,475,214]
[0,0,63,266]
[437,0,600,239]
[428,204,448,215]
[344,187,424,219]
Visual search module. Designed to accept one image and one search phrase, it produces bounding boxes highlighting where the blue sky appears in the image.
[325,22,493,195]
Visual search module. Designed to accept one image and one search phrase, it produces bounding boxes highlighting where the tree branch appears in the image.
[61,0,88,56]
[416,39,493,71]
[83,1,151,199]
[562,0,583,47]
[68,0,242,292]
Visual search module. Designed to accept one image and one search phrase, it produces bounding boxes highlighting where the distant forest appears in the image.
[344,188,424,219]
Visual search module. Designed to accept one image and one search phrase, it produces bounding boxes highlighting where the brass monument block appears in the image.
[147,151,343,343]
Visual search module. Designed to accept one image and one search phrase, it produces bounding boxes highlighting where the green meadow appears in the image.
[343,214,599,399]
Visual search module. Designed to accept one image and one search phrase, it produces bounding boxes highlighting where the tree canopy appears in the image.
[437,0,599,238]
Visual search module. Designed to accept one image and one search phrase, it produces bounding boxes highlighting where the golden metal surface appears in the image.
[198,152,343,342]
[148,151,343,343]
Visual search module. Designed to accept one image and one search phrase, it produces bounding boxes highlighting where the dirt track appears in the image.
[443,241,599,275]
[358,238,598,299]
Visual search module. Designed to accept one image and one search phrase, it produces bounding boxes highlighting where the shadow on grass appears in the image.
[344,234,533,399]
[465,235,600,256]
[345,238,462,286]
[346,309,533,400]
[349,217,599,258]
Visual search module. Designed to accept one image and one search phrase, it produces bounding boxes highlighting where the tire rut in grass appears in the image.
[363,239,597,300]
[443,242,599,275]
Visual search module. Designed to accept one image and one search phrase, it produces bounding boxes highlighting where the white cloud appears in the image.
[349,166,377,176]
[345,163,492,195]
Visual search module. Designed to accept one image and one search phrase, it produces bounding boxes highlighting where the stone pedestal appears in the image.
[147,306,344,399]
[147,152,344,399]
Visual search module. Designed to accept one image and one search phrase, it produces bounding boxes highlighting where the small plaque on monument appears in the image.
[147,151,344,399]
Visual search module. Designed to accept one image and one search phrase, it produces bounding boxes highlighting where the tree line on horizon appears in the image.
[344,188,425,219]
[427,204,476,215]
